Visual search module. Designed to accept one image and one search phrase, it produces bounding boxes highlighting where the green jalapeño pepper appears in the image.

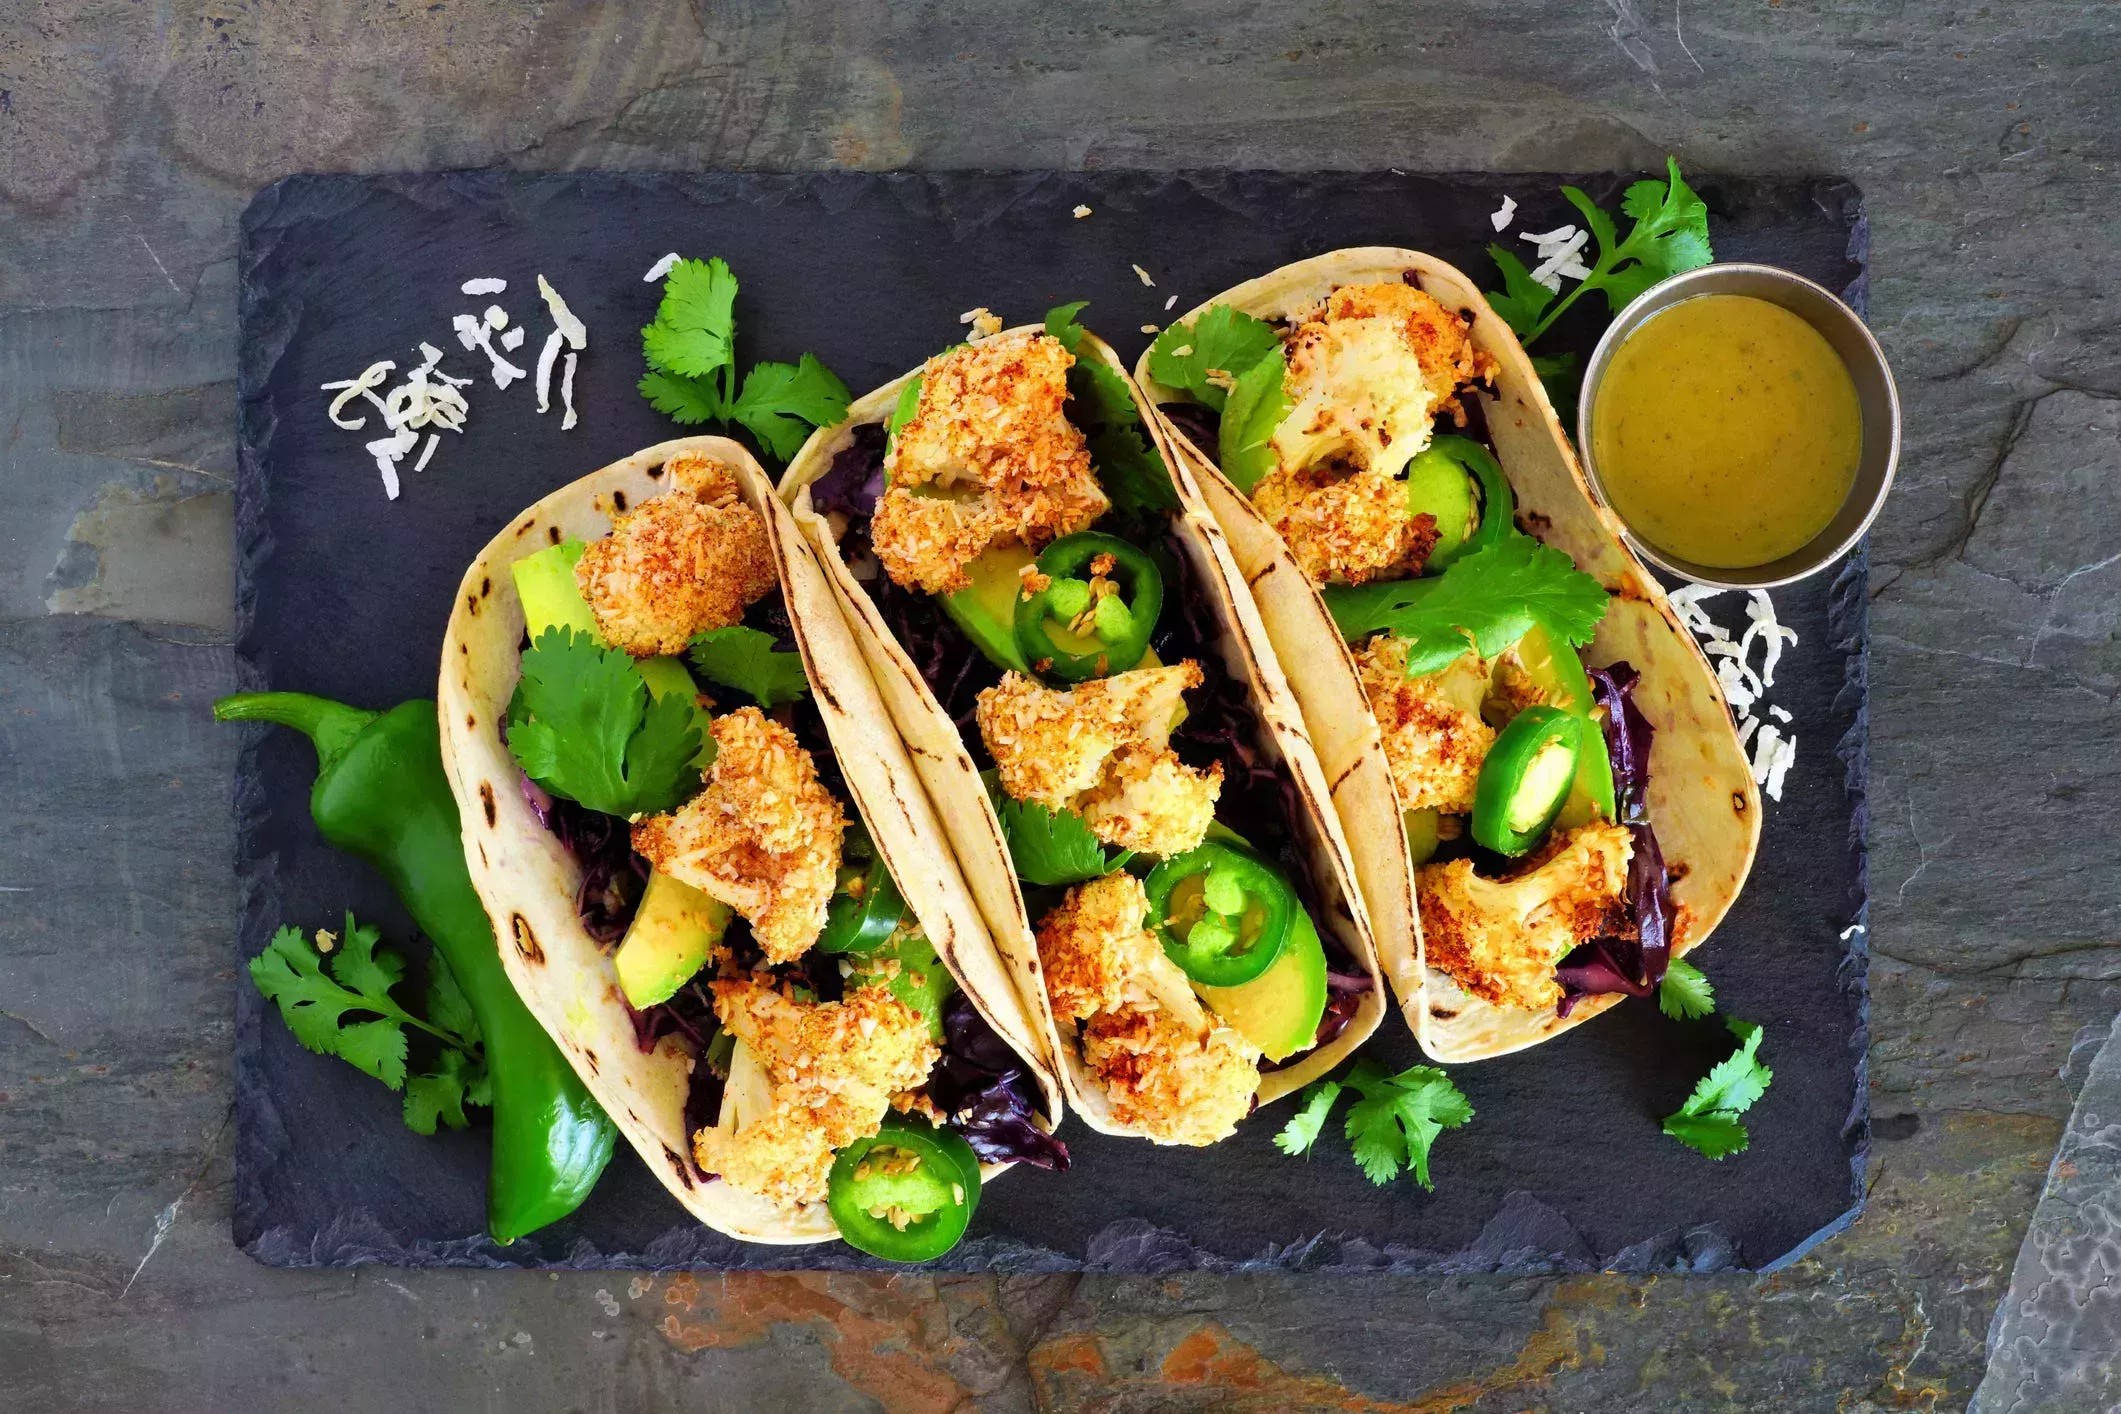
[826,1115,981,1262]
[1471,705,1584,856]
[1408,435,1515,571]
[1014,531,1163,682]
[818,830,909,957]
[1144,840,1298,987]
[213,692,617,1242]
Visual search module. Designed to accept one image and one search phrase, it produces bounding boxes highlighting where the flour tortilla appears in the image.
[437,436,1061,1242]
[778,329,1386,1140]
[1132,251,1763,1063]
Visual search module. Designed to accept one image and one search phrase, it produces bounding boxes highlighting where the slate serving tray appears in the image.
[232,170,1870,1272]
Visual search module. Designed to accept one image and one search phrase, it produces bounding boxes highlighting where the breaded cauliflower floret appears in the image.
[574,452,776,656]
[1079,1008,1260,1147]
[1416,821,1633,1011]
[693,978,939,1208]
[1252,460,1440,587]
[1037,871,1205,1028]
[632,707,846,964]
[870,331,1109,594]
[1035,872,1259,1147]
[1249,282,1498,587]
[1357,634,1496,815]
[976,664,1221,857]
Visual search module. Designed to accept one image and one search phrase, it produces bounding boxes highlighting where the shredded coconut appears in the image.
[535,330,564,414]
[1072,204,1092,219]
[453,311,527,389]
[1525,229,1593,292]
[1670,586,1802,802]
[1164,294,1177,311]
[958,306,1003,340]
[499,326,526,351]
[537,274,588,350]
[321,361,395,430]
[460,277,507,296]
[642,252,682,282]
[1139,323,1159,335]
[324,344,471,500]
[1490,195,1518,232]
[1132,263,1156,287]
[560,351,579,431]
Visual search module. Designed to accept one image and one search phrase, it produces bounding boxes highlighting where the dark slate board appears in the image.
[232,170,1870,1272]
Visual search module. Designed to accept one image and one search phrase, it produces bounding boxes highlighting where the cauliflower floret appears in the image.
[1416,821,1634,1011]
[1252,459,1439,587]
[632,707,846,964]
[1357,634,1496,815]
[574,452,776,656]
[1037,871,1207,1028]
[1035,871,1260,1147]
[693,977,939,1209]
[976,664,1221,857]
[1078,1008,1260,1146]
[871,331,1109,594]
[1249,282,1498,587]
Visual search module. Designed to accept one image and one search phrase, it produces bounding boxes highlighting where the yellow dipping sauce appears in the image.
[1590,293,1862,569]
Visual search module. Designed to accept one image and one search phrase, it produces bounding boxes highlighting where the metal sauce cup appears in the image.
[1575,263,1901,589]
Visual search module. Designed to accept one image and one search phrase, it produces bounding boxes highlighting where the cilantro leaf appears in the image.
[1274,1080,1343,1157]
[1090,423,1179,517]
[984,772,1131,886]
[638,370,724,425]
[729,353,853,463]
[640,256,738,379]
[1657,957,1716,1022]
[1662,1018,1773,1160]
[1068,356,1140,431]
[1489,159,1715,348]
[422,951,481,1050]
[1320,533,1610,676]
[403,1047,484,1135]
[250,920,412,1089]
[1482,246,1558,341]
[1148,306,1282,413]
[508,627,703,817]
[1043,300,1090,352]
[1342,1060,1474,1189]
[688,625,811,710]
[1216,349,1291,493]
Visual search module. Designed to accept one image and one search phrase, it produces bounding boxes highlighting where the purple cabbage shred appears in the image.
[519,774,648,943]
[928,993,1070,1170]
[810,422,888,521]
[1555,662,1674,1012]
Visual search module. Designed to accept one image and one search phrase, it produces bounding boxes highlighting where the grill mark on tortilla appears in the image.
[510,913,544,964]
[1429,1006,1459,1020]
[1330,758,1366,793]
[647,460,666,478]
[664,1146,694,1187]
[478,781,496,828]
[464,592,479,616]
[1246,561,1278,588]
[582,1050,598,1075]
[611,489,629,512]
[479,576,492,599]
[547,525,563,545]
[1732,791,1749,814]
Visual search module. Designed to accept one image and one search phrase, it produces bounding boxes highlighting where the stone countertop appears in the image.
[2,4,2116,1408]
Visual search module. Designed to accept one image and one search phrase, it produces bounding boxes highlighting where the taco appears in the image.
[1133,251,1761,1063]
[437,435,1066,1259]
[779,306,1385,1146]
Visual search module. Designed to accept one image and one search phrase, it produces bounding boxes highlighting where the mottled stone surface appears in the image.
[2,2,2118,1408]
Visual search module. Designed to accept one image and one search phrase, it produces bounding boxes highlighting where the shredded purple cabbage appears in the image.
[928,992,1070,1170]
[1554,663,1674,1011]
[1155,401,1220,458]
[810,422,888,521]
[519,775,649,943]
[629,978,719,1054]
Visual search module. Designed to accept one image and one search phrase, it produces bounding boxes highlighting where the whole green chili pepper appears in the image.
[215,692,616,1242]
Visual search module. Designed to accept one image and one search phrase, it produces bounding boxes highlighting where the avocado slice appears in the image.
[1403,807,1442,866]
[941,541,1036,674]
[1403,447,1480,568]
[614,870,732,1008]
[849,926,955,1041]
[1507,623,1617,826]
[1194,909,1328,1062]
[511,538,711,745]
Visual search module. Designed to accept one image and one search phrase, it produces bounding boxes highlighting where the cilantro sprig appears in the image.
[1276,1061,1474,1189]
[1657,957,1716,1021]
[983,770,1131,887]
[1662,1018,1773,1160]
[1321,532,1610,676]
[1042,302,1178,516]
[507,626,704,817]
[1146,306,1282,414]
[249,913,491,1135]
[688,625,810,711]
[638,257,852,462]
[1485,158,1713,347]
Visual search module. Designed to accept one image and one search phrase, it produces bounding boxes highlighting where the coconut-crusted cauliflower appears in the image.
[632,707,846,964]
[574,451,777,656]
[1416,821,1633,1011]
[1035,872,1259,1146]
[693,977,939,1209]
[1357,634,1496,815]
[1249,281,1498,587]
[870,331,1110,594]
[976,663,1222,857]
